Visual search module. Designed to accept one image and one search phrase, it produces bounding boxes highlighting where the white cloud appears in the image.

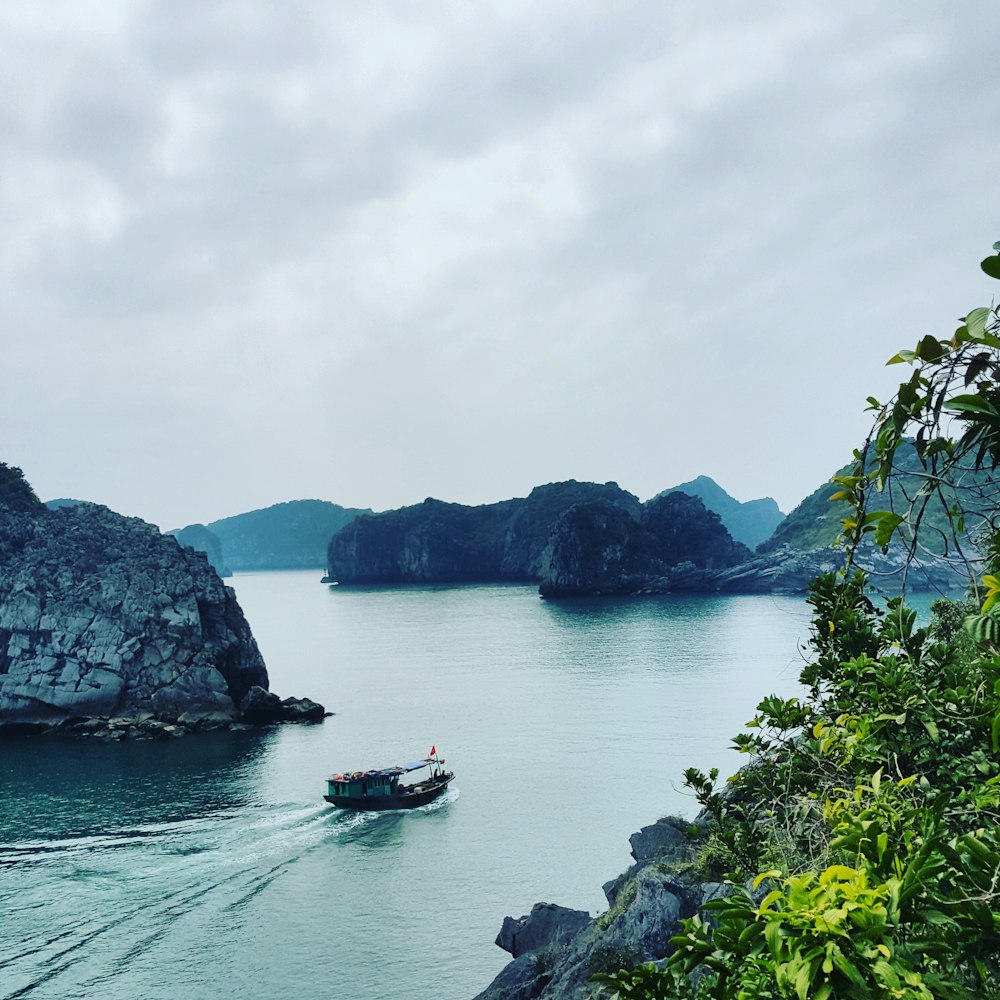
[3,1,1000,527]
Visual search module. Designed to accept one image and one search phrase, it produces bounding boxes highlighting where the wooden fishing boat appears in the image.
[324,748,454,811]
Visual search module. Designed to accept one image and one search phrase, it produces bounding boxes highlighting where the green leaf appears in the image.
[795,958,814,1000]
[886,350,916,365]
[754,870,783,890]
[965,306,990,339]
[946,395,997,415]
[915,335,946,361]
[981,254,1000,280]
[831,948,867,988]
[871,511,904,549]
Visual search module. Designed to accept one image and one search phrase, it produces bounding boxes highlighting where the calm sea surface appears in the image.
[1,573,819,999]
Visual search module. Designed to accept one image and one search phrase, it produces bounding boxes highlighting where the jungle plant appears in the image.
[595,245,1000,999]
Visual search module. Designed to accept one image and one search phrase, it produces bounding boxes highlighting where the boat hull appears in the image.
[324,774,454,811]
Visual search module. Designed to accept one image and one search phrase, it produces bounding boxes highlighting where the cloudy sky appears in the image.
[3,2,999,530]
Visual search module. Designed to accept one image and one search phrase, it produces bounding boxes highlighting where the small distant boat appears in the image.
[324,747,454,811]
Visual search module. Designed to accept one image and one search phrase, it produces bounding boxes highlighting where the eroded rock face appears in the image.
[326,481,639,585]
[0,502,268,730]
[473,815,705,1000]
[537,493,750,597]
[496,903,592,959]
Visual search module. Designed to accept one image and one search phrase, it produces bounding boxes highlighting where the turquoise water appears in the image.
[1,574,815,999]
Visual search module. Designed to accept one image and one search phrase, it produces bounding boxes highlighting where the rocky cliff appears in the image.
[326,481,640,585]
[0,466,324,736]
[537,493,750,597]
[473,815,715,1000]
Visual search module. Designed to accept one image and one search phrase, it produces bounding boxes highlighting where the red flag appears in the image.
[430,746,436,757]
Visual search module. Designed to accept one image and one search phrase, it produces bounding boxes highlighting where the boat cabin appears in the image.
[326,760,433,801]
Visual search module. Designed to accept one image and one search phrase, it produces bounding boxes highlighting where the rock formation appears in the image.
[326,481,744,593]
[205,499,371,571]
[0,465,326,736]
[473,816,707,1000]
[537,492,750,596]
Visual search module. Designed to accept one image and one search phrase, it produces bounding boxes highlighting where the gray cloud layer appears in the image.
[3,2,999,528]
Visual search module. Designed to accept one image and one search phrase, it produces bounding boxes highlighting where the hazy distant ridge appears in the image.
[175,499,372,572]
[657,476,784,550]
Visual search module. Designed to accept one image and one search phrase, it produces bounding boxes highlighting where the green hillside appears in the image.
[758,440,996,557]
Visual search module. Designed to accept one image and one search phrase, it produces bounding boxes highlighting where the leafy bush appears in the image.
[595,245,1000,999]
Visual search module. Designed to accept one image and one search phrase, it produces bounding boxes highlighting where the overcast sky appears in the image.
[3,2,999,530]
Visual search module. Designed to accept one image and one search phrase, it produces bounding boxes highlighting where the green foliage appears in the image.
[598,878,640,930]
[589,943,644,978]
[0,462,43,514]
[845,247,1000,588]
[594,247,1000,999]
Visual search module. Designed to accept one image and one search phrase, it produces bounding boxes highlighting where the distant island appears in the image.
[170,499,372,573]
[326,454,985,596]
[326,480,749,596]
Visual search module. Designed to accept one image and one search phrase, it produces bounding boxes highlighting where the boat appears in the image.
[324,748,454,811]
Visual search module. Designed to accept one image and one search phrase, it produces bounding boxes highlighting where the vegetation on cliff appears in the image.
[539,492,750,597]
[595,246,1000,998]
[0,463,44,515]
[757,442,995,562]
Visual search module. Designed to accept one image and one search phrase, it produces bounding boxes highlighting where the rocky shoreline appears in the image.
[473,815,716,999]
[0,685,329,740]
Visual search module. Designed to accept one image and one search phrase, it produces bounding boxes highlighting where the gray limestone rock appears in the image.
[495,903,592,959]
[629,815,693,864]
[238,686,328,724]
[0,501,297,733]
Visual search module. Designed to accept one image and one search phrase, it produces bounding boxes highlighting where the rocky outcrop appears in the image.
[326,481,639,585]
[473,816,706,1000]
[238,685,327,724]
[496,904,592,959]
[326,482,747,593]
[169,523,230,577]
[0,484,325,736]
[537,493,750,597]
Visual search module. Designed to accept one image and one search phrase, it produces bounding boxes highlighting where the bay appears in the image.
[1,572,816,999]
